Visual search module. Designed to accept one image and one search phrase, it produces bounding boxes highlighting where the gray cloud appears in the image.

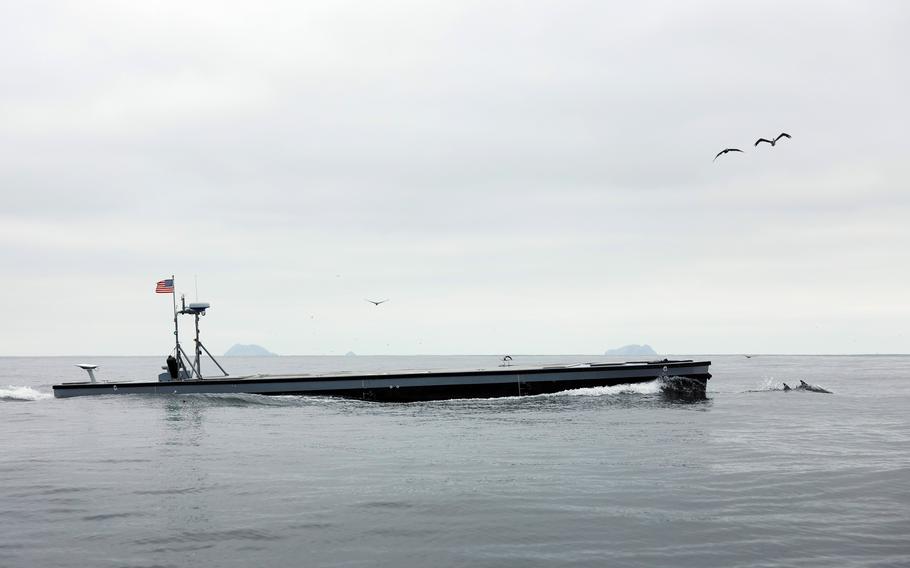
[1,1,908,355]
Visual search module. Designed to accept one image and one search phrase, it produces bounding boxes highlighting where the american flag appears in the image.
[155,279,174,294]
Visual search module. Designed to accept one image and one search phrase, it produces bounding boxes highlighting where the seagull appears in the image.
[365,299,389,306]
[754,132,791,147]
[714,148,743,161]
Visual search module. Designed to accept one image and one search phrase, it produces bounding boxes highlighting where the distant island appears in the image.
[224,344,278,357]
[345,351,357,357]
[604,344,657,356]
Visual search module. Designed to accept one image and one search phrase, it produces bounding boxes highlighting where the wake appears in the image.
[1,385,53,402]
[553,379,664,397]
[551,376,707,401]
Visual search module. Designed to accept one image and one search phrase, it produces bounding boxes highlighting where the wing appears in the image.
[714,148,742,161]
[775,132,791,141]
[755,138,772,146]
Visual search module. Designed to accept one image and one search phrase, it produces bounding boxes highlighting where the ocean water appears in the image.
[1,354,908,567]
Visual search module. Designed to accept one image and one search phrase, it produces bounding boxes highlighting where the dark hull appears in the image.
[53,360,711,401]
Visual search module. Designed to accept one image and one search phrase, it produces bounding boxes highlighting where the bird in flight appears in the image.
[754,132,791,147]
[366,299,389,306]
[714,148,743,161]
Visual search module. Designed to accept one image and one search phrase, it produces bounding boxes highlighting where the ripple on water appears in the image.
[133,528,284,546]
[2,355,910,568]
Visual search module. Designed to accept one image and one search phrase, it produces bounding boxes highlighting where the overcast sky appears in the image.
[1,0,908,356]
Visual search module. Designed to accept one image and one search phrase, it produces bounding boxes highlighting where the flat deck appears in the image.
[53,359,712,401]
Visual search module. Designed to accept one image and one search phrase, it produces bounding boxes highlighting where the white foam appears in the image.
[0,385,52,401]
[552,379,663,397]
[757,377,789,391]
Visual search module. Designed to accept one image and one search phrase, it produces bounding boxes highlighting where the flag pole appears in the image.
[172,274,179,365]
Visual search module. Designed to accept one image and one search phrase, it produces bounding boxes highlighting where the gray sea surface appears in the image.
[1,354,909,567]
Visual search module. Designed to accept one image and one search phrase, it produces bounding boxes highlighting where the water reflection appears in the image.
[141,397,216,549]
[163,398,206,444]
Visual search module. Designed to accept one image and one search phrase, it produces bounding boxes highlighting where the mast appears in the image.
[172,274,179,360]
[159,274,230,381]
[194,307,202,378]
[159,274,191,380]
[172,292,228,379]
[176,295,201,379]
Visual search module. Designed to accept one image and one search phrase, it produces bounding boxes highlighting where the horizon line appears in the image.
[1,353,908,358]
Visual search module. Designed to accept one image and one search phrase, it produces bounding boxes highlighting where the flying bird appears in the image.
[714,148,743,161]
[366,299,389,306]
[754,132,791,147]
